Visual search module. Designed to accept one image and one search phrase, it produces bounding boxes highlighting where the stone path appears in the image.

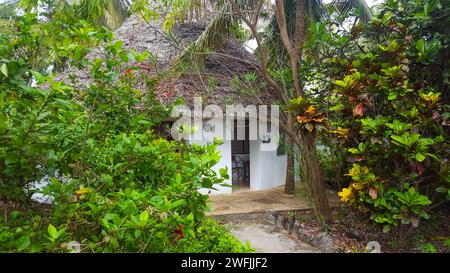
[209,186,339,252]
[229,221,321,253]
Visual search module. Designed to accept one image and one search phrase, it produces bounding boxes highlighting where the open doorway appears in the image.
[231,119,250,192]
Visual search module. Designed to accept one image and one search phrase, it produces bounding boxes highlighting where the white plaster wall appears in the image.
[191,138,233,195]
[249,142,287,190]
[248,117,288,190]
[189,118,233,195]
[188,118,287,194]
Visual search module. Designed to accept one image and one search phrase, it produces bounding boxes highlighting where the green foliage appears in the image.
[0,2,16,20]
[0,3,251,253]
[132,0,192,31]
[18,0,130,29]
[316,141,346,189]
[420,242,437,253]
[170,218,254,253]
[228,22,249,42]
[310,0,449,232]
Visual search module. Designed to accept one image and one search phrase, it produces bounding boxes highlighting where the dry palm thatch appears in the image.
[53,14,277,108]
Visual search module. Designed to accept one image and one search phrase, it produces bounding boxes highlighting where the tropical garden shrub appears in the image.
[309,0,449,235]
[0,4,250,253]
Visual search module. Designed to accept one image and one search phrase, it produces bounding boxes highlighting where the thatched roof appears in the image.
[54,14,276,108]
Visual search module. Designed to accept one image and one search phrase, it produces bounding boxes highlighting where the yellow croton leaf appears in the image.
[419,91,440,105]
[75,188,91,195]
[297,115,326,124]
[338,187,352,202]
[329,127,350,139]
[345,164,369,177]
[312,117,327,123]
[305,105,316,115]
[351,182,364,190]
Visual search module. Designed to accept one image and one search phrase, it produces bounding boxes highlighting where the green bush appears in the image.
[316,140,346,190]
[0,5,250,253]
[309,0,449,233]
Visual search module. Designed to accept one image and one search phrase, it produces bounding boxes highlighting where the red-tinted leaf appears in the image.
[369,187,378,200]
[347,156,366,162]
[432,111,440,120]
[416,163,425,176]
[353,103,365,117]
[297,115,310,123]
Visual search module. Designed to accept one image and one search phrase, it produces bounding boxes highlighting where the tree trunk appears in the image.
[102,0,130,30]
[298,129,332,222]
[275,0,330,220]
[285,114,295,194]
[228,0,331,221]
[275,0,302,97]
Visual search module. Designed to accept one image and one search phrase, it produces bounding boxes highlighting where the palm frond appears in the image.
[172,0,262,73]
[330,0,372,22]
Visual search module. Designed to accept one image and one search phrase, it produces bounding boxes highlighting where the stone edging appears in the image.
[265,209,337,253]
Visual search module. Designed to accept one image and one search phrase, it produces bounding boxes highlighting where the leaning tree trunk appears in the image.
[103,0,130,30]
[298,129,331,222]
[285,115,295,194]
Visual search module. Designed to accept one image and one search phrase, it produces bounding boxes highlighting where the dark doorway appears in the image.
[231,119,250,191]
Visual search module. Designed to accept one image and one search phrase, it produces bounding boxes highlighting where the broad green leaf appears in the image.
[56,228,65,239]
[31,71,45,83]
[415,153,425,162]
[188,229,195,238]
[175,173,182,184]
[103,174,113,187]
[329,103,345,111]
[48,224,57,239]
[187,212,194,222]
[139,211,149,224]
[219,167,229,179]
[1,63,8,77]
[388,92,397,100]
[16,236,31,251]
[0,113,6,134]
[113,40,123,51]
[119,51,129,62]
[416,38,425,54]
[202,177,213,188]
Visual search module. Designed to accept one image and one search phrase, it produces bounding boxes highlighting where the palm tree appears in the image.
[72,0,131,30]
[174,0,371,68]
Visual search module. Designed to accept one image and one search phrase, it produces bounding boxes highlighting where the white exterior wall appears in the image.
[248,118,287,190]
[194,138,233,195]
[188,118,287,194]
[189,118,233,194]
[250,140,287,190]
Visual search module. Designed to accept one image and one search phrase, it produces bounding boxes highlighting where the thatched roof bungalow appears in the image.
[54,14,286,194]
